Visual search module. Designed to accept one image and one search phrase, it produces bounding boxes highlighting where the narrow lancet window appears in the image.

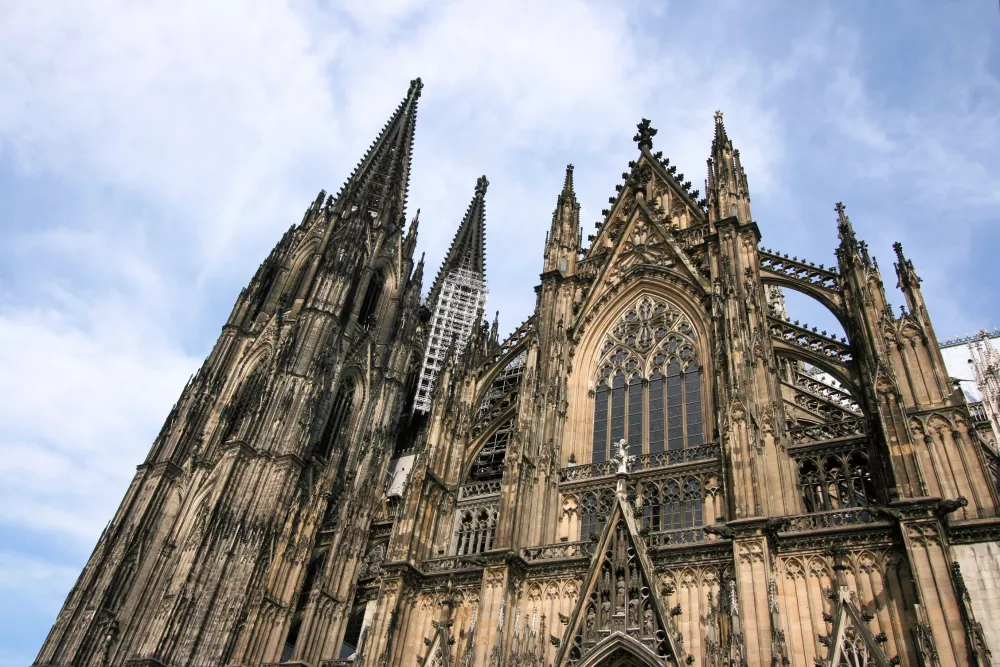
[685,366,703,446]
[666,361,683,451]
[610,372,626,447]
[648,371,664,453]
[592,381,609,462]
[627,376,643,456]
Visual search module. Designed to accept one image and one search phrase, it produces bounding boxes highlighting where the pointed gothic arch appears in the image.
[588,294,708,463]
[283,237,320,306]
[759,274,849,333]
[574,632,669,667]
[773,347,862,407]
[462,409,518,483]
[319,375,360,460]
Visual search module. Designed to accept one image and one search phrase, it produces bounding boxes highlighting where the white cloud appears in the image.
[0,300,198,540]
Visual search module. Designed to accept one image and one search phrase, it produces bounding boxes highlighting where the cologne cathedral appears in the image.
[36,79,1000,667]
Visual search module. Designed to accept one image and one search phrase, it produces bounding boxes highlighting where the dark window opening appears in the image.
[797,450,876,513]
[648,372,664,453]
[684,367,703,446]
[319,381,356,460]
[642,484,661,532]
[627,376,643,456]
[470,418,514,481]
[592,382,609,462]
[281,619,301,662]
[609,372,626,447]
[339,608,366,659]
[296,552,327,610]
[358,273,385,330]
[666,361,683,451]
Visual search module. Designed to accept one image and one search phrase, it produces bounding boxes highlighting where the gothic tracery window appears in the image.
[592,296,703,462]
[796,450,876,513]
[580,489,616,541]
[454,506,498,555]
[470,417,515,481]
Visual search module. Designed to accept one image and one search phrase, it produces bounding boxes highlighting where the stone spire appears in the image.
[333,77,423,229]
[426,175,488,307]
[705,110,751,224]
[543,165,581,275]
[414,177,490,413]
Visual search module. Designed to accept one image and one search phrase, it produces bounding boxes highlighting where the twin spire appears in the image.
[426,175,489,307]
[334,78,422,227]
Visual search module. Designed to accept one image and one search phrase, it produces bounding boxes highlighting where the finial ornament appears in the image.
[633,119,657,149]
[475,175,489,196]
[714,110,724,122]
[612,438,632,476]
[409,77,424,96]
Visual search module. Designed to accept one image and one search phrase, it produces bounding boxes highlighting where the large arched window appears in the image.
[591,295,704,462]
[319,379,356,460]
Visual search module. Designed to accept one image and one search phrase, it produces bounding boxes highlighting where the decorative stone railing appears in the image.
[789,417,865,446]
[647,527,706,547]
[521,540,595,562]
[779,508,880,532]
[676,222,711,248]
[458,480,502,500]
[758,248,839,290]
[558,444,719,484]
[422,555,489,573]
[769,317,853,364]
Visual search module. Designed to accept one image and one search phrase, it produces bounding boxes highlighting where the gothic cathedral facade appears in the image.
[36,79,1000,667]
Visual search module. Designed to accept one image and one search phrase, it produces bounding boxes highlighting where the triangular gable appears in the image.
[574,197,710,331]
[582,147,706,263]
[824,591,892,667]
[554,480,684,666]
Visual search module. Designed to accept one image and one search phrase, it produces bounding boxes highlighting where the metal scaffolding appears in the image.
[970,331,1000,448]
[413,267,487,413]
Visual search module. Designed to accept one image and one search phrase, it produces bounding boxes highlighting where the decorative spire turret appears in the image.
[835,202,860,270]
[706,110,751,224]
[543,164,581,275]
[893,241,921,293]
[404,208,421,259]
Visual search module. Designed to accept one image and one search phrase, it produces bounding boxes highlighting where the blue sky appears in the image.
[1,1,998,664]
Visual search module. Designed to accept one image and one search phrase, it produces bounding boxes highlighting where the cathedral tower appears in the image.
[36,79,429,667]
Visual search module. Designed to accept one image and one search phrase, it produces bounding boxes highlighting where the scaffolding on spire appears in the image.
[413,177,490,414]
[969,331,1000,449]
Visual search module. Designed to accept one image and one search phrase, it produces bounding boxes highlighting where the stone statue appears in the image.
[612,438,632,475]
